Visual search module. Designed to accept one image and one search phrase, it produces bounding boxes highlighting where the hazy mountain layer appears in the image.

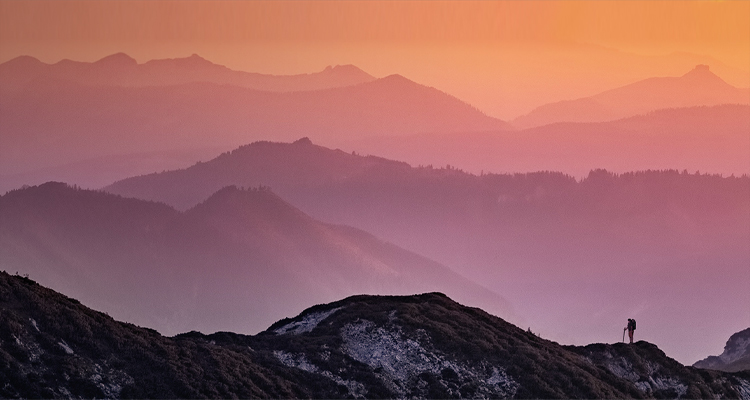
[0,61,507,185]
[695,328,750,373]
[512,65,750,128]
[2,273,749,399]
[342,104,750,178]
[0,53,375,94]
[0,182,511,336]
[105,139,750,364]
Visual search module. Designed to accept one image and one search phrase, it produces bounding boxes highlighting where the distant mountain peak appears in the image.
[683,64,710,76]
[186,53,210,63]
[94,52,138,66]
[381,73,410,82]
[324,64,365,72]
[2,55,43,67]
[318,65,375,82]
[144,53,218,69]
[681,64,724,82]
[512,64,744,128]
[293,137,313,145]
[186,53,210,62]
[191,184,298,218]
[369,74,420,89]
[693,64,710,72]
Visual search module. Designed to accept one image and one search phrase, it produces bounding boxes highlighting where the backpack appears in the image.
[629,319,636,330]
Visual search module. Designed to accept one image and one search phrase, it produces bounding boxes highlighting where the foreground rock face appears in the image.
[2,272,749,399]
[694,328,750,373]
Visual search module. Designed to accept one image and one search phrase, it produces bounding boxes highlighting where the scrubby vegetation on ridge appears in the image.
[2,273,750,399]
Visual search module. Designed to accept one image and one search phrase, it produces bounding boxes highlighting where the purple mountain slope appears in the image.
[0,182,515,335]
[341,104,750,178]
[104,138,750,364]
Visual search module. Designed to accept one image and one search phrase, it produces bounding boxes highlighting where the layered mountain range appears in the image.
[0,182,512,336]
[0,54,506,192]
[343,104,750,177]
[2,272,748,399]
[4,55,747,194]
[0,53,376,93]
[105,138,750,364]
[335,66,749,180]
[512,65,750,128]
[2,53,749,369]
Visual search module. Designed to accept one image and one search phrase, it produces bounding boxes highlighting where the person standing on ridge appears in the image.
[624,318,636,343]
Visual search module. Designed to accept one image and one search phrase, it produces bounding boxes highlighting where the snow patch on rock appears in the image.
[274,350,318,373]
[30,318,39,332]
[89,363,134,398]
[594,352,687,398]
[597,354,640,381]
[274,307,343,335]
[341,319,518,398]
[13,333,44,362]
[647,376,687,398]
[274,350,366,397]
[58,340,74,355]
[737,378,750,400]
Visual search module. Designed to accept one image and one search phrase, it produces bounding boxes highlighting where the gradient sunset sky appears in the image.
[1,0,748,118]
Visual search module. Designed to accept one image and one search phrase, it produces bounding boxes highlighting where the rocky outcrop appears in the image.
[695,328,750,373]
[2,272,749,398]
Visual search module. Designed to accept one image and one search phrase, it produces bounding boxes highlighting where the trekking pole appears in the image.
[622,329,625,343]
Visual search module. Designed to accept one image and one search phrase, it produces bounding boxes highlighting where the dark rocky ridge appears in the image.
[694,328,750,373]
[2,272,749,399]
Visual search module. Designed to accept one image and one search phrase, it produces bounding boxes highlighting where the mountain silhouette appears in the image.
[106,137,413,211]
[2,273,749,398]
[105,139,750,365]
[0,63,508,187]
[694,328,750,372]
[512,65,750,128]
[342,104,750,178]
[0,182,513,336]
[0,53,375,94]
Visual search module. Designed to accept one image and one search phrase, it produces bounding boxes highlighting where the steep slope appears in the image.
[0,70,508,187]
[343,104,750,178]
[0,53,375,94]
[695,328,750,372]
[513,65,750,128]
[105,139,750,364]
[3,274,749,399]
[0,271,341,399]
[0,182,512,336]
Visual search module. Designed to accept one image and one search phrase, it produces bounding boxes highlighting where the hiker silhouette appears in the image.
[624,318,636,343]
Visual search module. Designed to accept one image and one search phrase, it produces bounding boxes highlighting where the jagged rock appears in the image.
[695,328,750,373]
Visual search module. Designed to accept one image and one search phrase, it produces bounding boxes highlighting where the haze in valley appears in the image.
[1,0,748,366]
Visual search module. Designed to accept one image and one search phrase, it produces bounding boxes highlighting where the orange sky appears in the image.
[1,0,748,119]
